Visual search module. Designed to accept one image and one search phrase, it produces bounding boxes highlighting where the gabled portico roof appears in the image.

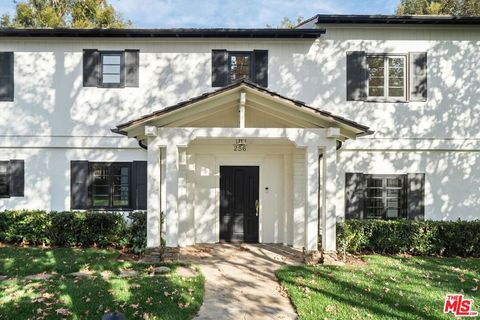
[114,80,372,141]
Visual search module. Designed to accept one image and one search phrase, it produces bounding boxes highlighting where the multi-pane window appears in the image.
[91,163,130,209]
[229,53,251,83]
[100,53,122,86]
[365,175,406,219]
[367,55,406,100]
[0,161,8,197]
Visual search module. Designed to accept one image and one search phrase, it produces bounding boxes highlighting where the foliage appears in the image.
[127,211,147,254]
[0,210,147,252]
[0,0,131,28]
[277,255,480,320]
[267,16,304,29]
[0,247,204,319]
[337,219,480,257]
[396,0,480,15]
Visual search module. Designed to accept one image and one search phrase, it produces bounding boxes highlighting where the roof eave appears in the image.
[315,14,480,25]
[0,28,326,39]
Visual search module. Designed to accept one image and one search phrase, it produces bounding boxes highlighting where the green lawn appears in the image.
[277,255,480,320]
[0,247,204,320]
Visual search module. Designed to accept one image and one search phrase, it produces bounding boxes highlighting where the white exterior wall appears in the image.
[0,26,479,220]
[0,145,145,211]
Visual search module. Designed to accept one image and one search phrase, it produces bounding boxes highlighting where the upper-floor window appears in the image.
[229,52,252,83]
[346,51,427,102]
[100,53,123,87]
[83,49,139,88]
[0,52,14,102]
[367,55,406,100]
[212,49,268,88]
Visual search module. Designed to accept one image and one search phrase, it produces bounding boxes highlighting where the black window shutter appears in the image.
[131,161,147,210]
[83,49,99,87]
[212,49,228,87]
[253,50,268,87]
[346,51,367,101]
[345,172,366,219]
[125,50,139,87]
[0,52,14,101]
[409,52,427,102]
[8,159,24,197]
[407,173,425,220]
[71,161,90,210]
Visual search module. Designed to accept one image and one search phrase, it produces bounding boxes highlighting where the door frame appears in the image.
[214,157,264,243]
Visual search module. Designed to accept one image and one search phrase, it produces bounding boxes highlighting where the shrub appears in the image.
[337,219,480,257]
[0,210,147,252]
[127,211,147,254]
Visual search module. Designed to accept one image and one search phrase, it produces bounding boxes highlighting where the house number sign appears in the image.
[233,139,247,151]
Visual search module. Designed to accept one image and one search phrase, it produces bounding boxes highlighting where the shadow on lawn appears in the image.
[277,256,480,320]
[0,247,204,320]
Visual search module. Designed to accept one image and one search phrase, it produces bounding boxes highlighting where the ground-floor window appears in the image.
[365,174,406,219]
[0,161,9,197]
[90,162,131,209]
[345,172,425,220]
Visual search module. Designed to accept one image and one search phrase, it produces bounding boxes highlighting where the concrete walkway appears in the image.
[179,243,303,320]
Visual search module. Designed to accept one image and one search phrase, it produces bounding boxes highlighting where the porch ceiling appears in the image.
[114,80,372,141]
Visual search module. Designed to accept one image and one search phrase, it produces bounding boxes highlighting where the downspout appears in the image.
[318,152,323,251]
[138,138,148,150]
[336,140,343,150]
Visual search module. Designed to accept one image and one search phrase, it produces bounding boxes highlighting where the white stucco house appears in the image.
[1,14,479,254]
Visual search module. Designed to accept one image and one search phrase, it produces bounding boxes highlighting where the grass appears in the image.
[276,255,480,320]
[0,246,204,320]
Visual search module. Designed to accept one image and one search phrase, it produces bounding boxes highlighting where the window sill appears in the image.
[90,207,133,212]
[365,98,408,103]
[97,84,125,89]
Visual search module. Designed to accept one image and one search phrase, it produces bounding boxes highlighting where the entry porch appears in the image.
[114,80,370,253]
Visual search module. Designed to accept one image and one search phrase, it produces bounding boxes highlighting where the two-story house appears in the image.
[1,15,479,255]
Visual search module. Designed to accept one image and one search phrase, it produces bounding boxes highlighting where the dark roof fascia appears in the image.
[115,80,370,134]
[0,28,325,38]
[314,14,480,25]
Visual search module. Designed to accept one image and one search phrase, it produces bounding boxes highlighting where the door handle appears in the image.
[255,200,259,216]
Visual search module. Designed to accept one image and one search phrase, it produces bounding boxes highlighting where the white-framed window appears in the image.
[367,55,406,101]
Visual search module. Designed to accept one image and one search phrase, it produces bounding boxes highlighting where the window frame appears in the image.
[364,174,407,220]
[227,51,254,84]
[366,54,407,102]
[0,161,9,198]
[99,51,125,88]
[89,162,132,210]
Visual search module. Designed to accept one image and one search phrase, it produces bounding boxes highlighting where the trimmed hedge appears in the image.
[0,210,147,252]
[337,219,480,257]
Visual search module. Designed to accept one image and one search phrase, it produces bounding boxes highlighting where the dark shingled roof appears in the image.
[115,80,371,135]
[0,28,325,38]
[302,14,480,26]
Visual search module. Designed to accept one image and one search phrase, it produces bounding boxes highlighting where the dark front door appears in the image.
[220,166,259,242]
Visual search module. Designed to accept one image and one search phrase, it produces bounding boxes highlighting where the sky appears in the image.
[0,0,400,28]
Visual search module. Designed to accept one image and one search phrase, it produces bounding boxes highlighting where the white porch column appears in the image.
[146,137,161,248]
[323,143,337,252]
[165,145,179,247]
[305,146,320,251]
